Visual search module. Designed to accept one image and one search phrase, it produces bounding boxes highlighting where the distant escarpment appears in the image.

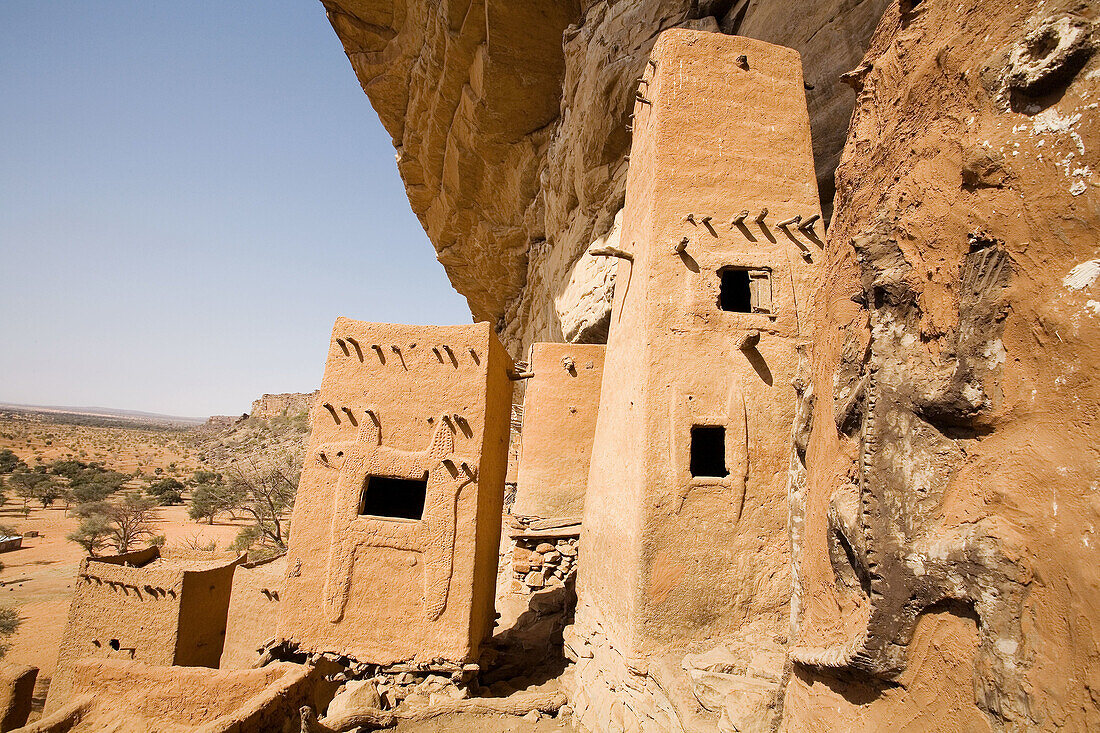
[249,392,319,421]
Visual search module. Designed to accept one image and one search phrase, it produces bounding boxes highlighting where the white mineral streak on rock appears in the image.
[1064,259,1100,290]
[556,209,622,344]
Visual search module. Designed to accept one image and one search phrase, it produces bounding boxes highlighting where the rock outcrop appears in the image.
[249,392,318,420]
[320,1,1100,730]
[785,1,1100,729]
[322,0,889,354]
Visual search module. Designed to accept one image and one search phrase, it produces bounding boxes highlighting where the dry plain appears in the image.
[0,408,298,719]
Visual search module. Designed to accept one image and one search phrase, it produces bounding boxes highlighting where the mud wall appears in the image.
[221,555,286,670]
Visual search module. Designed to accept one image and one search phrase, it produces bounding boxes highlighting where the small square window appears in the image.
[719,268,772,314]
[359,474,428,519]
[690,426,728,478]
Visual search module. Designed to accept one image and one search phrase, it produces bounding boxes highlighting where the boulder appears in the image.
[326,680,381,720]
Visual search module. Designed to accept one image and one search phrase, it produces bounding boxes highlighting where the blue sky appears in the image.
[0,2,469,418]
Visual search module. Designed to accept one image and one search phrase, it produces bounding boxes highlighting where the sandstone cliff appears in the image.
[322,0,888,353]
[249,392,319,420]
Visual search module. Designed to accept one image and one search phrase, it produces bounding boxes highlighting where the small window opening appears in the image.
[720,270,752,312]
[719,268,772,314]
[359,474,428,520]
[690,426,728,478]
[108,639,121,651]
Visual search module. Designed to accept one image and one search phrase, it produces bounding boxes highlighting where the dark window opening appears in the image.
[108,639,121,651]
[690,426,728,478]
[719,267,772,314]
[359,474,428,520]
[719,269,752,312]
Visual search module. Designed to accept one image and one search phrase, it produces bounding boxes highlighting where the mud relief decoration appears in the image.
[668,379,748,517]
[314,414,477,623]
[792,224,1033,719]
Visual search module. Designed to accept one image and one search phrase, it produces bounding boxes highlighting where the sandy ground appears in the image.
[0,503,249,715]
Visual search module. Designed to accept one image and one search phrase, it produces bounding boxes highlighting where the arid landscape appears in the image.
[0,408,205,476]
[0,405,310,720]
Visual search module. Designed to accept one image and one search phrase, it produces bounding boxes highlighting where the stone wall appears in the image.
[321,0,889,355]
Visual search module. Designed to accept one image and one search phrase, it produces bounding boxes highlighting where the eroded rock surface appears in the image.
[786,1,1100,729]
[322,0,888,353]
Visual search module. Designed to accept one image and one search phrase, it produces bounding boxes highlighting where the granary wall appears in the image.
[175,558,238,668]
[573,148,654,655]
[46,548,241,713]
[568,30,821,731]
[512,342,605,521]
[49,659,324,733]
[279,319,513,665]
[633,31,819,651]
[47,547,182,711]
[0,663,37,731]
[220,554,286,669]
[470,330,515,644]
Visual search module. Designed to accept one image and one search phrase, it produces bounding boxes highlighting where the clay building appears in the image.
[566,30,823,731]
[505,343,603,594]
[47,547,242,712]
[512,342,605,523]
[220,553,286,669]
[279,318,513,665]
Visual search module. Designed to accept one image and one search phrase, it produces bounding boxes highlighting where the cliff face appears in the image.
[249,392,318,420]
[785,1,1100,729]
[322,0,889,353]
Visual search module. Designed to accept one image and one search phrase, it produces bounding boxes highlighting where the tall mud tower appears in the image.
[568,30,822,732]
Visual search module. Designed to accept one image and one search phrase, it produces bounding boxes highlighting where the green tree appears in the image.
[0,607,21,659]
[190,470,222,486]
[64,463,128,506]
[48,459,89,481]
[155,488,183,506]
[188,482,244,524]
[67,514,112,556]
[67,492,160,555]
[225,450,300,551]
[147,478,184,497]
[8,470,58,509]
[0,450,24,474]
[104,492,159,553]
